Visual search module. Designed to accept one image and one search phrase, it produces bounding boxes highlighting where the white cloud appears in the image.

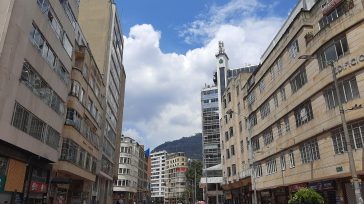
[122,0,285,149]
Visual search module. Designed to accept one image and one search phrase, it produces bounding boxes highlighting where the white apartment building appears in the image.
[150,151,168,203]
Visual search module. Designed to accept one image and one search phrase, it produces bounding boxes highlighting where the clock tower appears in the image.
[215,41,229,118]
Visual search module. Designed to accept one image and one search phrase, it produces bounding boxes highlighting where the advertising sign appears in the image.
[30,181,48,193]
[0,176,6,192]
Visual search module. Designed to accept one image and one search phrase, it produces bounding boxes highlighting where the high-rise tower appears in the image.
[78,1,126,203]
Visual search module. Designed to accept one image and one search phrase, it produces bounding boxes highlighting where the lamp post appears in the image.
[248,125,258,204]
[299,55,363,204]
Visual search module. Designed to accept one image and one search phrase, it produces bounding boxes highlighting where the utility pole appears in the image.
[298,55,363,204]
[194,168,197,204]
[248,124,258,204]
[329,61,363,204]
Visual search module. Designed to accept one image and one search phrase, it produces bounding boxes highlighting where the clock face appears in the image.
[219,59,224,64]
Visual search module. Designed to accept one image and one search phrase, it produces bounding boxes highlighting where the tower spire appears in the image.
[218,41,225,54]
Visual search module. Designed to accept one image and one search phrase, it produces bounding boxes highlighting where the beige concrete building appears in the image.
[52,40,105,204]
[113,136,149,204]
[78,0,126,203]
[0,0,80,203]
[220,72,253,204]
[165,152,188,204]
[220,0,364,203]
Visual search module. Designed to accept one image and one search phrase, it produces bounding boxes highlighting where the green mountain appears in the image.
[153,133,202,160]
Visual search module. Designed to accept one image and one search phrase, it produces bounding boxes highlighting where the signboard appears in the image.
[308,180,335,191]
[30,181,48,193]
[176,167,187,173]
[289,183,307,192]
[0,176,6,192]
[335,54,364,74]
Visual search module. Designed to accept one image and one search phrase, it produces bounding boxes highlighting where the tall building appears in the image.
[165,152,188,204]
[200,43,256,204]
[220,72,253,204]
[78,0,126,203]
[0,0,86,203]
[221,0,364,203]
[113,136,149,204]
[150,151,168,203]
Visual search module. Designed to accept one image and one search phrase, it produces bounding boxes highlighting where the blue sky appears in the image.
[117,0,299,148]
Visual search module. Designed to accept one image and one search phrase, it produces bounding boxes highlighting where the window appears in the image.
[288,39,299,59]
[279,86,286,101]
[290,67,308,93]
[12,103,60,149]
[288,151,295,168]
[47,9,62,40]
[273,94,279,108]
[228,93,231,102]
[280,155,286,171]
[259,79,265,93]
[65,108,82,130]
[294,101,314,127]
[318,36,349,69]
[63,35,73,57]
[266,158,277,175]
[270,58,282,80]
[229,127,234,138]
[252,136,260,151]
[21,62,65,116]
[37,0,50,13]
[60,0,77,29]
[247,91,255,110]
[231,145,235,156]
[300,138,320,164]
[29,24,69,85]
[277,122,282,137]
[284,116,290,132]
[263,127,273,145]
[324,76,359,109]
[331,120,364,154]
[226,149,230,159]
[232,164,236,175]
[223,98,227,108]
[254,164,263,178]
[225,131,229,141]
[319,3,349,30]
[239,121,243,132]
[260,101,270,119]
[240,140,244,153]
[227,167,231,177]
[236,85,240,96]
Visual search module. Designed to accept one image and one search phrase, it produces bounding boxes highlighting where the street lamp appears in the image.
[299,54,363,204]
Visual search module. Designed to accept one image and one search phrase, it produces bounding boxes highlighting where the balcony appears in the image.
[239,168,252,179]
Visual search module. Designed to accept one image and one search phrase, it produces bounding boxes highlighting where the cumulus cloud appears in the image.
[122,0,285,148]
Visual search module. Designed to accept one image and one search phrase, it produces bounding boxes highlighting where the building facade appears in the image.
[165,152,188,204]
[220,0,364,203]
[220,72,254,204]
[113,136,149,204]
[78,0,126,203]
[0,0,85,203]
[200,85,224,204]
[150,151,167,203]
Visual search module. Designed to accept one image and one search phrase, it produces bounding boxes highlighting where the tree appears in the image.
[288,188,324,204]
[184,160,203,203]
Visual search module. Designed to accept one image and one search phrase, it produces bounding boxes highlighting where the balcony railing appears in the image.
[239,168,252,179]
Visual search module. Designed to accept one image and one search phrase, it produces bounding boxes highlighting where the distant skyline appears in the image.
[117,0,298,148]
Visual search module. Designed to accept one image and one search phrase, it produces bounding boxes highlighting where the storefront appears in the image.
[259,190,272,204]
[272,187,288,204]
[308,180,337,203]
